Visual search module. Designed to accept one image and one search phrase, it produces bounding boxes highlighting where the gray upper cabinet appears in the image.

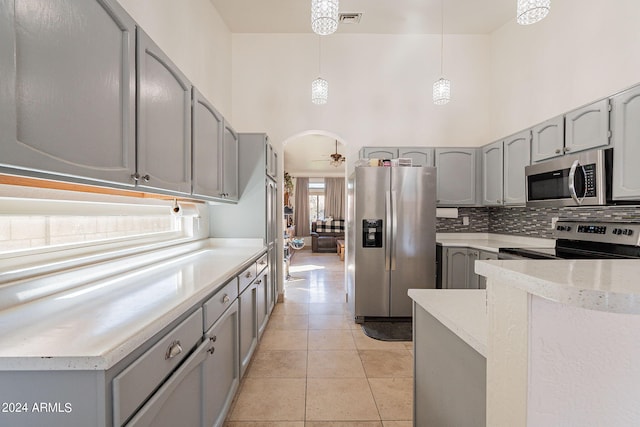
[611,85,640,200]
[531,115,564,162]
[360,147,398,160]
[435,148,479,206]
[481,141,504,206]
[0,0,136,186]
[564,99,610,154]
[192,88,224,200]
[398,148,435,167]
[222,122,239,201]
[136,28,192,195]
[503,130,531,205]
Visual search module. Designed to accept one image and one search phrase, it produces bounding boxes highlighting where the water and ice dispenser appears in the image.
[362,219,383,247]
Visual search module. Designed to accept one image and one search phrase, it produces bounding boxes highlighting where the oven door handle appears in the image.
[568,160,587,205]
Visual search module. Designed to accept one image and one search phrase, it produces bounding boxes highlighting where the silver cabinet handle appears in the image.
[222,294,230,304]
[255,279,262,284]
[131,173,140,181]
[165,340,182,360]
[142,174,150,182]
[555,148,561,154]
[564,147,571,152]
[259,260,267,265]
[207,347,215,355]
[245,272,252,278]
[209,335,217,342]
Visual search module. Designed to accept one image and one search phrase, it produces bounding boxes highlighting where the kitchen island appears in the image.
[410,259,640,427]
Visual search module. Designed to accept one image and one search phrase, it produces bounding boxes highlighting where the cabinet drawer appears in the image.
[238,263,257,293]
[256,253,268,274]
[113,308,203,426]
[203,279,238,331]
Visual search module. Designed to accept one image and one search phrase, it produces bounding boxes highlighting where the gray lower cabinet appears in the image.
[611,84,640,200]
[564,99,611,155]
[136,28,192,195]
[435,148,480,206]
[481,141,504,206]
[256,268,269,339]
[444,247,494,289]
[0,0,137,186]
[203,300,240,427]
[192,88,225,200]
[414,303,486,427]
[398,147,435,166]
[503,130,531,205]
[478,250,498,289]
[531,115,564,163]
[239,280,258,377]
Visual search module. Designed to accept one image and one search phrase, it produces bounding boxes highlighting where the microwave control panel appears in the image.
[583,164,596,197]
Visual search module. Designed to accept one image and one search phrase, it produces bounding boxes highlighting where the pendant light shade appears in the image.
[433,78,451,105]
[516,0,550,25]
[311,0,339,35]
[311,78,328,105]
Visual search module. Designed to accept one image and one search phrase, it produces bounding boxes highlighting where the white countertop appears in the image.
[436,232,554,253]
[476,259,640,314]
[0,239,265,371]
[408,289,488,357]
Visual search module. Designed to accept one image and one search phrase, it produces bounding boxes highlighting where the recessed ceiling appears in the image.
[210,0,515,34]
[284,135,346,178]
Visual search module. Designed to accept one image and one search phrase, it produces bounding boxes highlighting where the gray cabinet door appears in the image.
[482,141,504,206]
[222,122,239,201]
[565,99,610,154]
[435,148,478,206]
[398,148,435,167]
[467,249,480,289]
[203,301,240,427]
[360,147,398,159]
[192,88,224,199]
[256,271,268,339]
[445,248,468,289]
[478,250,498,289]
[0,0,136,186]
[611,85,640,200]
[503,130,531,205]
[531,116,564,162]
[238,281,258,377]
[136,28,192,195]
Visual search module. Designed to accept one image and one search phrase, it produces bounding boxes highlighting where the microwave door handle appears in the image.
[568,160,587,205]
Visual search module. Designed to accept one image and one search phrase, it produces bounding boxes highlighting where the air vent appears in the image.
[339,13,362,24]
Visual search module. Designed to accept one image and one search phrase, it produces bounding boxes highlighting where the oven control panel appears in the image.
[554,220,640,246]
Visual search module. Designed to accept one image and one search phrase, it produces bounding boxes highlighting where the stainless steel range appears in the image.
[499,220,640,260]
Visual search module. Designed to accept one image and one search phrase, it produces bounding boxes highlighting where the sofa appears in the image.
[311,219,345,253]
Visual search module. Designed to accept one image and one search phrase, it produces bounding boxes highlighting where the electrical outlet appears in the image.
[462,216,470,226]
[551,217,559,229]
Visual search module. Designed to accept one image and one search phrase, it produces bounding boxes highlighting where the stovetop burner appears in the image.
[499,220,640,260]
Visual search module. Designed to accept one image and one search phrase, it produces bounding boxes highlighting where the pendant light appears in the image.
[516,0,550,25]
[433,0,450,105]
[311,0,339,36]
[312,36,328,105]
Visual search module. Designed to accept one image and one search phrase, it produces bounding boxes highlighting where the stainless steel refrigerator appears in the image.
[347,166,436,322]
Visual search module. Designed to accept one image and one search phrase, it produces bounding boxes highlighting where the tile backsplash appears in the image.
[436,205,640,238]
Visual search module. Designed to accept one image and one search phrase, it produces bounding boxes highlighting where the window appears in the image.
[308,179,325,225]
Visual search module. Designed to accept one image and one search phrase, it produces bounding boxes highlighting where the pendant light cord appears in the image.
[318,35,322,76]
[440,0,444,77]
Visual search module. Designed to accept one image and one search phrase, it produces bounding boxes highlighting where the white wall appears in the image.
[116,0,233,118]
[231,34,492,160]
[490,0,640,140]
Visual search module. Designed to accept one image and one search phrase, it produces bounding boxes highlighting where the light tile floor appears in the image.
[225,249,413,427]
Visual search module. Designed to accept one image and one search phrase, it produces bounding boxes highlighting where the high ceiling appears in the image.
[211,0,517,176]
[210,0,516,35]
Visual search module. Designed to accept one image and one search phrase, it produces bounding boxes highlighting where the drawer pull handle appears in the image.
[222,294,230,304]
[245,272,252,278]
[259,260,266,265]
[255,279,262,284]
[209,335,217,342]
[165,340,183,360]
[208,347,215,355]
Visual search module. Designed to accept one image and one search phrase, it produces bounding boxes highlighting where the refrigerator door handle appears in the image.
[391,190,397,271]
[385,190,392,271]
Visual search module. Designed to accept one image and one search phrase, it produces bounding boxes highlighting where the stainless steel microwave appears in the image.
[525,148,612,207]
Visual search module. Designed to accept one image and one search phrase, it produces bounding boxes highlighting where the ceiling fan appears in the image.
[312,140,346,167]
